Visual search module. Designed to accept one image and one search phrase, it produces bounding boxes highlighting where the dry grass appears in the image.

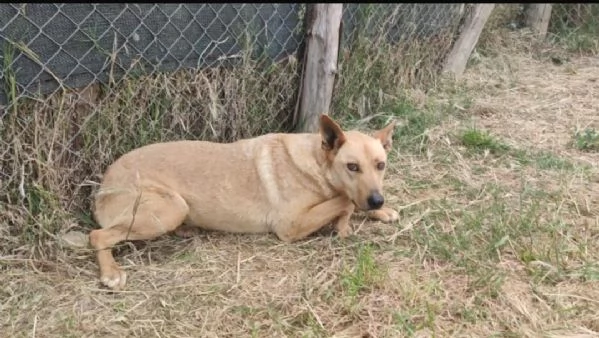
[2,14,599,338]
[465,27,599,166]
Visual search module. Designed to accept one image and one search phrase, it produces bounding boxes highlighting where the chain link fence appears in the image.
[335,4,465,120]
[0,4,304,104]
[0,3,467,254]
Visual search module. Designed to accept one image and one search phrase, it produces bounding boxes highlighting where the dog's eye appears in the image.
[376,162,386,171]
[347,163,360,172]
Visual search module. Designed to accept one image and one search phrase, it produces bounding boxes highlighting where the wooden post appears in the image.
[525,4,553,39]
[442,4,495,78]
[295,3,343,133]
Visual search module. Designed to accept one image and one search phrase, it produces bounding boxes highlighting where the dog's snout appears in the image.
[367,192,384,210]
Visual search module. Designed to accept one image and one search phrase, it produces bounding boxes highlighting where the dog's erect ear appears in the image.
[373,120,397,153]
[319,114,346,152]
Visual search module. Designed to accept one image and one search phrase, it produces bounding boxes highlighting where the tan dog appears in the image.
[89,114,399,289]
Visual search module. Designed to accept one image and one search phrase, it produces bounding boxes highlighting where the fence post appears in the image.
[295,3,343,133]
[442,4,495,78]
[525,4,553,39]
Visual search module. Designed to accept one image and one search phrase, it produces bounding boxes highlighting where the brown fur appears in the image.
[89,114,398,289]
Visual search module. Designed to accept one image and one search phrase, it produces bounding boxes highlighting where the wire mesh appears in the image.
[334,4,465,119]
[0,4,304,104]
[341,4,465,46]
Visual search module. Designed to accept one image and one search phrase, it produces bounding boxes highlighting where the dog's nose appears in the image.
[367,192,384,210]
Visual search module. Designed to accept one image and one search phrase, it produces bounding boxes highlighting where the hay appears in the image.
[463,31,599,167]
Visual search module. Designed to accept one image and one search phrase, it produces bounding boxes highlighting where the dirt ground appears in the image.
[2,34,599,337]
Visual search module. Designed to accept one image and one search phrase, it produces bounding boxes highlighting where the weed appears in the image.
[573,128,599,152]
[332,5,458,121]
[2,44,18,115]
[549,4,599,55]
[512,149,577,171]
[393,311,417,336]
[460,128,510,154]
[340,243,384,299]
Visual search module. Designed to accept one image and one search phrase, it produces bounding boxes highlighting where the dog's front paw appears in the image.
[100,263,127,290]
[367,207,399,223]
[336,223,353,238]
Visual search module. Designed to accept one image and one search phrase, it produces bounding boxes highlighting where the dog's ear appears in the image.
[319,114,346,152]
[373,120,397,153]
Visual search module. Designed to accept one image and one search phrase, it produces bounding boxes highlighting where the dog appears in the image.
[89,114,399,289]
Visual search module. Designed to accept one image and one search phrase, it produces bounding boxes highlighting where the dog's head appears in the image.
[319,114,397,211]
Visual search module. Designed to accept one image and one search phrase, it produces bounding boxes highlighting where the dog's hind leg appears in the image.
[89,187,189,289]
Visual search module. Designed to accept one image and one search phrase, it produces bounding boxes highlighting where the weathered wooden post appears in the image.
[295,3,343,133]
[442,4,495,78]
[525,4,553,39]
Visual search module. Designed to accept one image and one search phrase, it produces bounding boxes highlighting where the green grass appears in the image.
[510,149,585,174]
[406,170,587,286]
[338,93,451,160]
[340,243,385,299]
[457,128,578,174]
[389,101,439,152]
[332,7,456,124]
[460,128,510,155]
[549,4,599,55]
[551,20,599,55]
[2,43,18,115]
[573,127,599,152]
